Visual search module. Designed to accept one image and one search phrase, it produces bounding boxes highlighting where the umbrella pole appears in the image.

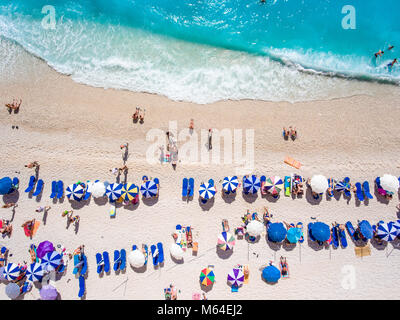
[299,244,301,263]
[329,245,331,260]
[247,243,249,261]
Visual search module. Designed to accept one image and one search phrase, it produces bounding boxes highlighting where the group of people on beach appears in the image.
[374,45,397,69]
[4,98,22,113]
[282,126,297,140]
[132,107,145,123]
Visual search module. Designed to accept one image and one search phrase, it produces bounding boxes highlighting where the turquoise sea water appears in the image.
[0,0,399,103]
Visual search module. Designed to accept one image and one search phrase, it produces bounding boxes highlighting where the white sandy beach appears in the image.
[0,45,400,300]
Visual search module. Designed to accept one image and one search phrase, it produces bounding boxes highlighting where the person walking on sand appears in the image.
[132,107,140,121]
[208,129,212,150]
[120,143,128,150]
[25,161,39,169]
[189,119,194,131]
[118,165,128,174]
[36,205,51,213]
[62,210,73,217]
[282,127,290,139]
[67,214,80,226]
[290,126,297,140]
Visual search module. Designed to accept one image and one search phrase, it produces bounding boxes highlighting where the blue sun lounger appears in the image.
[12,177,19,190]
[32,179,44,196]
[343,177,351,197]
[50,181,57,199]
[113,250,121,271]
[96,253,104,274]
[331,225,339,248]
[78,275,85,298]
[151,245,159,266]
[338,225,348,248]
[188,178,194,197]
[73,254,83,275]
[120,249,126,270]
[157,242,164,264]
[362,181,373,199]
[354,182,364,201]
[208,179,214,187]
[57,180,64,199]
[25,176,36,193]
[308,223,316,242]
[260,176,266,183]
[297,222,304,243]
[103,251,110,273]
[80,254,88,276]
[345,221,358,241]
[182,178,188,197]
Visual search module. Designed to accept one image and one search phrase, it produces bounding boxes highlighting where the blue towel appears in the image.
[157,242,164,264]
[120,249,126,270]
[113,250,121,271]
[96,253,103,274]
[103,251,110,273]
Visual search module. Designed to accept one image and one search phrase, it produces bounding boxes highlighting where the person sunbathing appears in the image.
[0,247,8,267]
[222,219,230,231]
[29,244,37,263]
[21,219,35,236]
[280,257,288,276]
[62,210,73,217]
[283,221,293,230]
[0,220,12,235]
[5,99,22,111]
[263,206,272,223]
[36,205,51,213]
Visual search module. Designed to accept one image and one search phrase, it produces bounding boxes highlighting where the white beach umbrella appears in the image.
[128,250,145,268]
[310,175,329,194]
[380,174,399,194]
[246,220,264,237]
[170,243,184,260]
[91,182,106,198]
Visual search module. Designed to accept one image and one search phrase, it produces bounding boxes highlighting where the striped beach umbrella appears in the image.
[264,176,284,194]
[3,263,20,281]
[200,267,215,287]
[105,183,123,202]
[140,180,158,198]
[377,222,397,242]
[26,263,44,282]
[41,251,62,272]
[65,183,84,201]
[199,183,216,200]
[334,181,349,192]
[227,268,244,287]
[243,175,261,194]
[222,176,239,192]
[393,220,400,236]
[120,183,139,201]
[217,231,236,251]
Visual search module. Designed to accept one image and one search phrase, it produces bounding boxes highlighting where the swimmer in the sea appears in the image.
[387,58,398,68]
[374,50,384,58]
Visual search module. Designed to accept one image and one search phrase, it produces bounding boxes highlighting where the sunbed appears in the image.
[331,225,339,248]
[80,254,88,276]
[96,253,104,274]
[50,181,57,199]
[297,222,304,243]
[354,182,364,201]
[57,180,64,199]
[12,177,19,190]
[78,275,85,298]
[188,178,194,197]
[113,250,121,271]
[192,242,198,255]
[120,249,126,270]
[308,223,316,242]
[72,254,83,275]
[208,179,214,186]
[25,176,36,193]
[231,285,239,293]
[343,177,351,197]
[32,179,44,196]
[103,251,110,273]
[182,178,188,197]
[151,245,159,266]
[362,181,373,199]
[157,242,164,264]
[338,225,348,248]
[345,221,358,241]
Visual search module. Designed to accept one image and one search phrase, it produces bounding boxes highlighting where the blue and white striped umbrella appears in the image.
[41,251,62,272]
[334,181,349,192]
[393,220,400,236]
[199,183,216,200]
[105,183,123,202]
[243,175,260,194]
[3,263,20,281]
[222,176,239,192]
[65,183,84,201]
[26,263,44,282]
[377,222,398,242]
[140,180,158,198]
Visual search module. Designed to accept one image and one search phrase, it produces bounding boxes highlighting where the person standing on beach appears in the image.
[208,129,212,150]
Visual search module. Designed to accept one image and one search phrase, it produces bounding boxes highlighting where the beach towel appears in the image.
[284,156,302,169]
[24,221,40,237]
[354,244,371,257]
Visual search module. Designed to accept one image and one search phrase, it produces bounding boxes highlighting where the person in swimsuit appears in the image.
[0,220,12,235]
[21,219,35,236]
[374,49,384,58]
[388,58,398,68]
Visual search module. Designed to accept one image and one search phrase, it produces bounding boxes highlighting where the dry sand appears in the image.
[0,47,400,300]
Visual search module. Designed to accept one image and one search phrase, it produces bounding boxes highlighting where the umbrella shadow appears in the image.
[282,241,296,251]
[370,237,388,250]
[130,264,147,273]
[216,247,233,259]
[221,191,236,204]
[3,190,20,204]
[374,188,390,205]
[200,282,214,293]
[244,233,261,244]
[264,193,280,203]
[305,188,322,205]
[242,192,258,203]
[307,238,324,251]
[69,200,86,210]
[199,197,214,211]
[171,256,184,265]
[266,240,282,252]
[93,196,108,206]
[142,196,158,206]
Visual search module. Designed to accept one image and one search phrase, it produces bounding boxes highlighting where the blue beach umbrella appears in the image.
[199,183,216,200]
[393,220,400,236]
[334,181,349,192]
[286,227,302,244]
[377,222,397,242]
[267,223,287,242]
[359,220,373,239]
[243,175,260,194]
[262,265,281,283]
[105,183,123,202]
[65,183,84,201]
[222,176,239,192]
[26,263,44,282]
[41,251,62,272]
[3,263,20,281]
[0,177,13,195]
[311,222,330,242]
[140,180,158,198]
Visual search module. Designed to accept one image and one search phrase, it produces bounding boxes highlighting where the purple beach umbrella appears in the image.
[40,284,58,300]
[227,268,245,287]
[37,241,55,259]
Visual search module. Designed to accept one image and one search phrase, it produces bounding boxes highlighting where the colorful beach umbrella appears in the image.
[41,251,62,272]
[140,180,158,198]
[36,241,55,259]
[121,183,139,201]
[5,282,20,299]
[377,222,397,242]
[199,183,216,200]
[380,174,399,194]
[286,227,302,244]
[105,183,123,202]
[310,222,330,242]
[264,176,284,195]
[267,223,287,242]
[65,183,84,201]
[222,176,239,192]
[3,263,20,281]
[26,263,44,282]
[310,175,329,194]
[262,265,281,283]
[359,220,373,239]
[243,175,260,194]
[217,231,236,251]
[40,284,58,300]
[227,268,244,287]
[246,220,264,237]
[200,267,215,287]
